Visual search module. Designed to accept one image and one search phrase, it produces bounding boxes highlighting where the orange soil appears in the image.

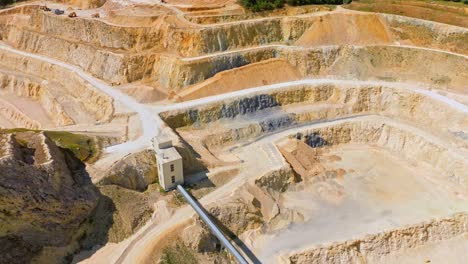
[345,0,468,28]
[172,58,301,102]
[279,140,346,182]
[296,13,393,47]
[279,140,321,178]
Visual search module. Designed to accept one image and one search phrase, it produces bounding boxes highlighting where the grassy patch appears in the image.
[0,128,101,163]
[170,191,188,207]
[96,185,153,243]
[239,0,346,11]
[45,131,101,163]
[240,0,285,12]
[160,240,198,264]
[0,128,39,133]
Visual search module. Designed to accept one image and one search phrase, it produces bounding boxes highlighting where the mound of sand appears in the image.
[173,58,301,101]
[296,13,393,47]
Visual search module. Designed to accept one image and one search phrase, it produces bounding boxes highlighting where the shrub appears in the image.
[0,0,17,6]
[240,0,348,11]
[239,0,285,11]
[286,0,345,5]
[160,241,198,264]
[45,131,101,163]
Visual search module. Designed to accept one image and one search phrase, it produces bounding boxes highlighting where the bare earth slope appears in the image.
[0,132,99,263]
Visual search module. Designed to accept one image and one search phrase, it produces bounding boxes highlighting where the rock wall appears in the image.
[0,133,99,263]
[55,0,106,9]
[0,99,41,129]
[169,12,467,57]
[0,49,114,123]
[161,84,467,149]
[0,7,162,84]
[382,14,468,55]
[156,43,466,94]
[161,93,281,127]
[4,27,157,84]
[99,149,158,191]
[0,71,74,126]
[156,46,277,90]
[26,9,162,51]
[282,118,468,184]
[321,46,467,90]
[1,7,465,87]
[286,213,468,264]
[168,18,284,56]
[254,166,299,194]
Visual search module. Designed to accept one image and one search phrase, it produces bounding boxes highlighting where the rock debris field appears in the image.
[0,0,467,263]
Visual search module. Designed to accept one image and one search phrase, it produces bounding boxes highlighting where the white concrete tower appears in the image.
[153,134,183,191]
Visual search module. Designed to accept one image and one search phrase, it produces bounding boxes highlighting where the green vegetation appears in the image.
[0,128,101,163]
[0,0,17,7]
[239,0,348,11]
[160,241,198,264]
[442,0,468,4]
[239,0,285,11]
[170,191,187,207]
[45,131,101,163]
[286,0,346,5]
[0,128,35,133]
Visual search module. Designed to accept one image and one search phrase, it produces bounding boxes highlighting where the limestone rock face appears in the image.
[0,49,115,124]
[56,0,106,9]
[255,167,299,193]
[96,185,154,243]
[0,133,99,263]
[182,220,219,253]
[208,198,263,235]
[0,71,74,127]
[99,149,158,191]
[287,213,468,264]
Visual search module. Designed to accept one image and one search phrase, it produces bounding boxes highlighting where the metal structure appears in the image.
[176,185,249,264]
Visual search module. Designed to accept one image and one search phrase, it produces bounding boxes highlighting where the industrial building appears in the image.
[153,134,183,191]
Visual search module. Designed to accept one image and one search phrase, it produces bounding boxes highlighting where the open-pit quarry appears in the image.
[0,0,467,263]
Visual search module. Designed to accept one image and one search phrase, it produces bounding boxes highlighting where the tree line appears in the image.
[239,0,351,12]
[1,0,18,7]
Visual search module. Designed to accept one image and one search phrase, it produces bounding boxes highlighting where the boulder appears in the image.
[99,149,158,191]
[181,220,219,253]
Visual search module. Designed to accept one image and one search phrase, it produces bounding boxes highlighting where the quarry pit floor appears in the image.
[252,144,468,262]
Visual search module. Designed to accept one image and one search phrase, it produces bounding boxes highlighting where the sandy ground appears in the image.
[345,0,468,27]
[377,234,468,264]
[296,12,393,46]
[0,92,55,128]
[252,144,468,262]
[174,58,301,101]
[0,112,14,128]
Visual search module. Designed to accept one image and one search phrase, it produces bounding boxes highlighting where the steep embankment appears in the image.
[0,69,74,128]
[165,45,467,100]
[0,132,99,263]
[0,48,114,125]
[296,13,393,46]
[172,58,301,101]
